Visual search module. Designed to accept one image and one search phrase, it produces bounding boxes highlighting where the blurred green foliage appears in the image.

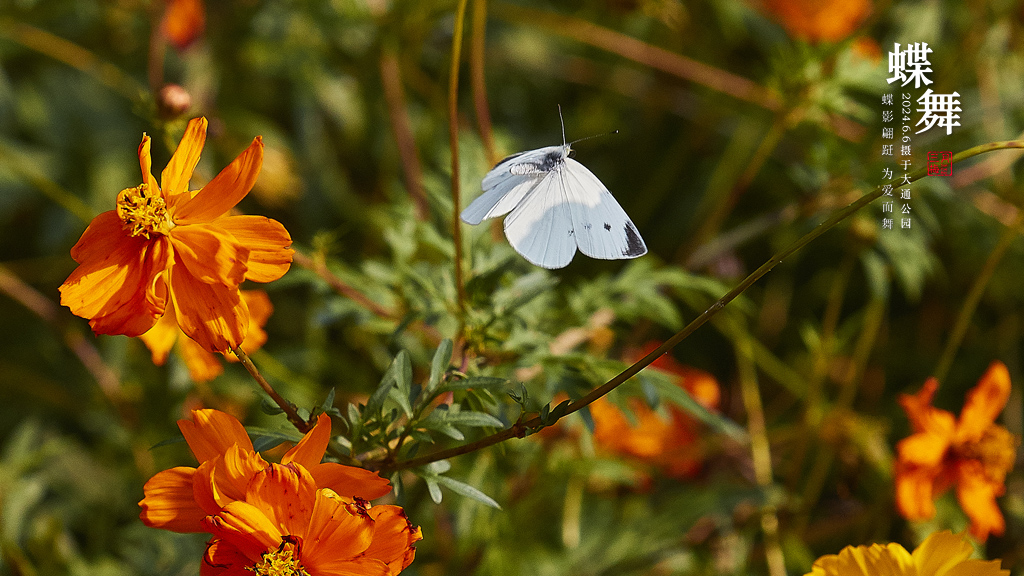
[2,0,1024,575]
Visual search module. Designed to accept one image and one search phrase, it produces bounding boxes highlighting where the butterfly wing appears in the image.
[462,147,563,225]
[560,158,647,260]
[502,168,578,269]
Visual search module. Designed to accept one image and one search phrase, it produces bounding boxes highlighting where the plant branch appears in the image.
[377,139,1024,474]
[232,346,311,433]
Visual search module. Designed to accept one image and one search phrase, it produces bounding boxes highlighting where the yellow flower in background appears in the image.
[59,117,294,353]
[895,362,1018,541]
[804,530,1007,576]
[140,290,274,382]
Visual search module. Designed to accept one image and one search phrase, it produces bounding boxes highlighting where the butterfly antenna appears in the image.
[558,104,567,147]
[569,129,619,147]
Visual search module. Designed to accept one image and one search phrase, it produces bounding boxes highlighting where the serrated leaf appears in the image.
[427,339,454,396]
[434,475,501,509]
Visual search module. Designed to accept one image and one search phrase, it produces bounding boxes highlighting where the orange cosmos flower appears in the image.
[140,290,273,382]
[895,361,1018,541]
[805,530,1007,576]
[590,343,721,478]
[140,410,419,575]
[162,0,205,50]
[59,117,293,353]
[760,0,871,43]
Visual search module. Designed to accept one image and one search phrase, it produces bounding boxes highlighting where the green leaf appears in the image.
[246,427,302,452]
[320,388,337,413]
[442,376,510,391]
[435,475,501,509]
[643,373,748,441]
[426,339,454,397]
[366,350,412,418]
[425,477,443,503]
[259,397,285,415]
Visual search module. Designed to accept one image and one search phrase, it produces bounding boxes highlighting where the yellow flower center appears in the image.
[116,184,172,238]
[247,540,309,576]
[955,424,1018,484]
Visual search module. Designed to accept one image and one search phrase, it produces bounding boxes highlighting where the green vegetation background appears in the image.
[1,0,1023,575]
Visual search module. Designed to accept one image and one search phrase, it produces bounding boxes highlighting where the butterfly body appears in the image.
[462,142,647,269]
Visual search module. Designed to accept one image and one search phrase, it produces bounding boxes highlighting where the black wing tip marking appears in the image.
[622,222,647,257]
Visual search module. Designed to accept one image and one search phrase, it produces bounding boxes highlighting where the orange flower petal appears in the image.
[309,463,393,501]
[179,333,225,382]
[202,539,252,576]
[956,460,1006,541]
[215,215,294,283]
[363,505,422,575]
[209,444,267,507]
[957,361,1011,443]
[204,500,283,559]
[162,117,208,210]
[179,409,255,464]
[282,413,332,469]
[162,0,205,50]
[175,137,263,224]
[894,464,938,521]
[169,223,250,288]
[312,557,390,576]
[138,135,160,196]
[138,466,206,532]
[60,220,170,337]
[245,464,317,537]
[899,378,956,435]
[139,302,179,365]
[897,431,951,467]
[302,491,376,565]
[170,259,248,352]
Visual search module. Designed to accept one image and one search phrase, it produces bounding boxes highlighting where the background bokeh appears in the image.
[2,0,1024,574]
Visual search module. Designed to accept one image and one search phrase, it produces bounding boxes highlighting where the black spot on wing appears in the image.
[603,223,612,231]
[622,222,646,257]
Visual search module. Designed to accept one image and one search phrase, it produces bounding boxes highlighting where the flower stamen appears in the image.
[248,537,309,576]
[955,425,1018,484]
[117,184,172,237]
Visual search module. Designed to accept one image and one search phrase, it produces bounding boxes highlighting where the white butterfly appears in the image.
[460,115,647,269]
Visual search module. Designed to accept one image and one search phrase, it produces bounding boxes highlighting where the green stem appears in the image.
[376,139,1024,475]
[449,0,470,331]
[232,347,310,432]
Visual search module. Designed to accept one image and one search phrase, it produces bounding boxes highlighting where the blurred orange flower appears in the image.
[162,0,205,50]
[60,117,293,353]
[590,343,720,478]
[140,410,419,575]
[760,0,871,43]
[895,361,1018,541]
[140,290,274,382]
[805,530,1007,576]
